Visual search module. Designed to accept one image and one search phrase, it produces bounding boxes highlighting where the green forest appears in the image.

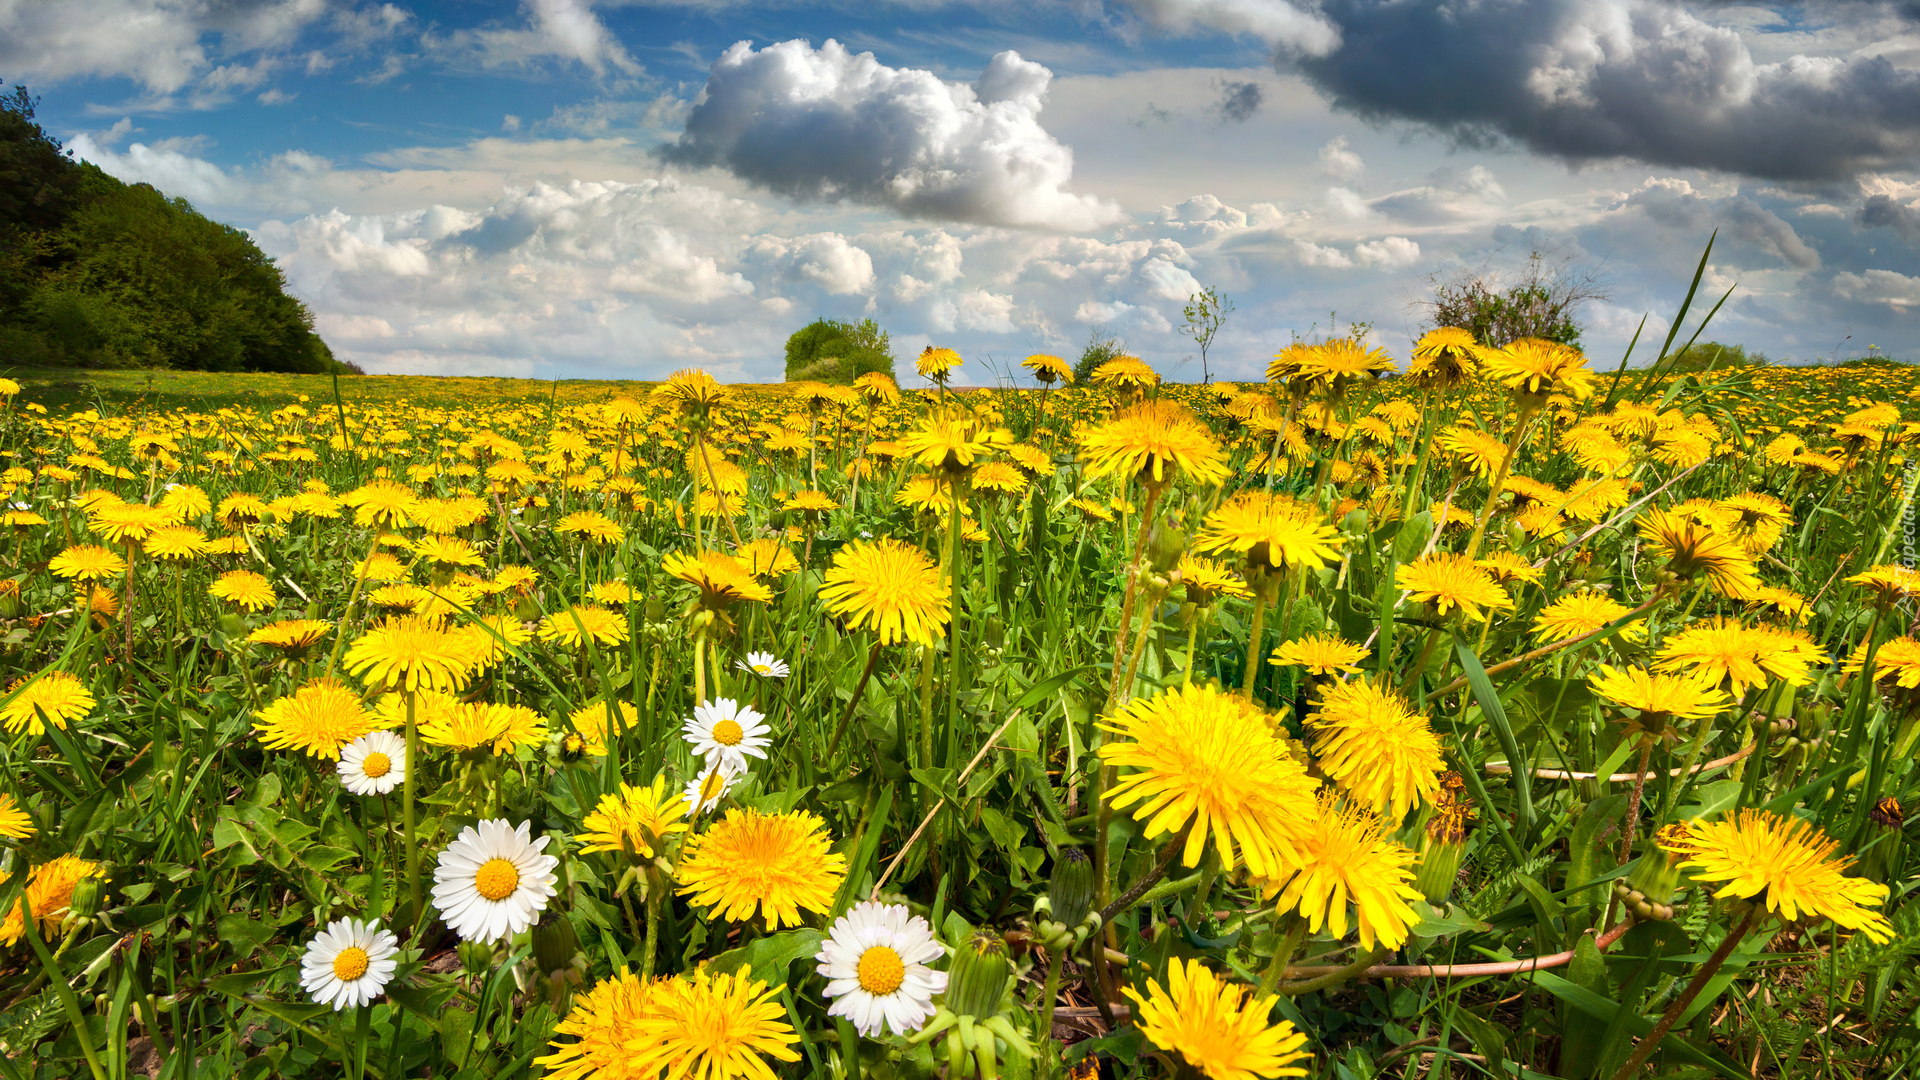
[0,82,345,375]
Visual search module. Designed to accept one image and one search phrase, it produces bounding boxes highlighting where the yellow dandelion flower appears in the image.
[557,511,626,545]
[624,968,802,1080]
[1100,684,1320,879]
[1268,634,1369,676]
[1532,591,1644,644]
[1482,337,1596,401]
[1672,811,1892,943]
[0,855,102,947]
[253,679,377,760]
[1190,492,1342,575]
[209,570,276,612]
[1306,677,1444,817]
[1123,959,1311,1080]
[48,544,126,581]
[344,615,477,692]
[676,807,847,928]
[2,671,94,736]
[818,539,951,646]
[577,777,690,858]
[1175,555,1252,605]
[1395,552,1512,622]
[535,970,667,1080]
[0,792,34,839]
[1637,508,1761,600]
[1261,794,1424,950]
[1655,618,1824,696]
[1079,400,1230,488]
[538,605,631,648]
[1588,665,1730,723]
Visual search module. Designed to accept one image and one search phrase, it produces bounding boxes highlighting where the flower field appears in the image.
[0,340,1916,1080]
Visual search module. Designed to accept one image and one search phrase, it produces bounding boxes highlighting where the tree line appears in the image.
[0,82,349,374]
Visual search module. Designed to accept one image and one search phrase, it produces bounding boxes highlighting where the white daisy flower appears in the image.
[299,918,398,1010]
[683,761,743,817]
[680,698,771,774]
[430,819,559,943]
[815,900,948,1037]
[735,651,790,679]
[337,730,406,796]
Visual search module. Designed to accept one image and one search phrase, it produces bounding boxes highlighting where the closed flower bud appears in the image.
[945,930,1011,1018]
[531,915,579,978]
[68,874,105,920]
[1048,848,1095,928]
[1414,794,1472,903]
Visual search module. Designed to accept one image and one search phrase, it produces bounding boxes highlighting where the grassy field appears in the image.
[0,348,1916,1080]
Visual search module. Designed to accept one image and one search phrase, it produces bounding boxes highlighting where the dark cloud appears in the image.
[1214,80,1264,123]
[1860,194,1920,244]
[1288,0,1920,180]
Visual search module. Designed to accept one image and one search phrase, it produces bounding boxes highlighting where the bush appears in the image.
[783,318,894,384]
[1662,342,1768,372]
[1418,247,1608,350]
[1072,328,1125,384]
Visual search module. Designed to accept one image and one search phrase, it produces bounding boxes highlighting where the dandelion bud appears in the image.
[1856,797,1904,883]
[1626,824,1691,907]
[945,930,1011,1018]
[68,874,105,921]
[1047,849,1095,928]
[1414,795,1472,903]
[1145,519,1187,573]
[531,915,580,978]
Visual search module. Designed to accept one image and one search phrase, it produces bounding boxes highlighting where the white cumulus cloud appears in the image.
[662,39,1123,231]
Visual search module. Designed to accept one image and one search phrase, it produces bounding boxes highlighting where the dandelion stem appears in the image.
[1607,906,1758,1080]
[403,690,423,928]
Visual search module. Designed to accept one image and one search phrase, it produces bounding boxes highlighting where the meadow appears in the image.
[0,337,1915,1080]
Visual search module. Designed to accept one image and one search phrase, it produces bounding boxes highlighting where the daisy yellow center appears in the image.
[699,770,727,804]
[711,719,745,746]
[332,946,370,982]
[752,663,772,675]
[856,945,905,995]
[361,752,391,778]
[474,857,520,901]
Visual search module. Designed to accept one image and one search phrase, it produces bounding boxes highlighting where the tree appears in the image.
[1179,286,1233,384]
[1072,327,1124,384]
[0,80,344,374]
[1416,247,1610,349]
[783,317,894,384]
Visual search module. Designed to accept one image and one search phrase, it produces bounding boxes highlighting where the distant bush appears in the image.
[1,81,341,374]
[1072,328,1125,384]
[1662,342,1768,372]
[784,318,894,384]
[1417,247,1608,350]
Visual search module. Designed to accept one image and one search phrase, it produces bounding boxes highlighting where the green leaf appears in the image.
[1454,633,1535,841]
[216,912,277,953]
[1010,665,1095,714]
[1567,795,1628,909]
[705,928,828,989]
[1678,779,1743,820]
[1531,971,1747,1080]
[979,806,1026,854]
[1409,901,1491,938]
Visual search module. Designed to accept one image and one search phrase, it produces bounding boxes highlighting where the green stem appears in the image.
[1241,579,1274,701]
[1606,906,1757,1080]
[403,691,422,927]
[1463,405,1538,559]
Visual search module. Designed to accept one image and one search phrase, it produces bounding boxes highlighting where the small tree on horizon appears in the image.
[783,317,894,384]
[1179,285,1233,384]
[1072,327,1124,384]
[1415,247,1610,350]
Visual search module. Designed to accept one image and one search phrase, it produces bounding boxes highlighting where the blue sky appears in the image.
[7,0,1920,381]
